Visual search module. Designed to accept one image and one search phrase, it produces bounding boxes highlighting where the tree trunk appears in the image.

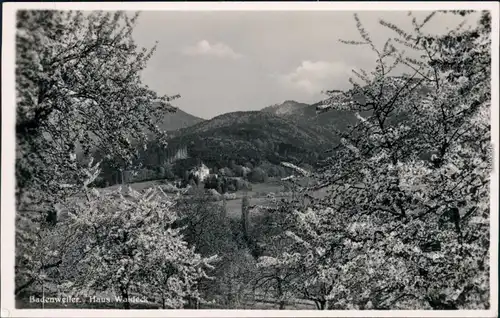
[121,287,130,309]
[277,278,285,310]
[241,196,250,242]
[279,300,286,310]
[319,300,326,310]
[15,278,35,296]
[15,259,63,296]
[186,297,199,309]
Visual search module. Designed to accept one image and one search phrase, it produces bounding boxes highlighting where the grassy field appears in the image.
[98,177,335,221]
[102,178,284,195]
[102,179,165,192]
[101,178,286,220]
[222,196,271,218]
[246,180,284,196]
[218,180,285,218]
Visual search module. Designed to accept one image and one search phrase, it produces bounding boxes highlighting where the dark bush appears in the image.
[248,167,268,183]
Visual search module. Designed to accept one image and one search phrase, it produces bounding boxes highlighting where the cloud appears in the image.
[278,60,352,94]
[182,40,243,59]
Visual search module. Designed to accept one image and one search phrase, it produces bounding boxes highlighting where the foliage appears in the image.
[175,190,263,307]
[16,10,178,207]
[15,9,180,297]
[211,249,258,308]
[248,167,268,183]
[175,189,234,257]
[257,10,492,310]
[60,185,217,309]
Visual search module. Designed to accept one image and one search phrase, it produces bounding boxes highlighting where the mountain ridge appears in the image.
[135,109,337,175]
[158,107,205,132]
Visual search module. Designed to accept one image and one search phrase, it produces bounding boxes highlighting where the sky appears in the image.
[131,10,476,119]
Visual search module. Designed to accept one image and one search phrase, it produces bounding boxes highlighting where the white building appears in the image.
[192,163,210,182]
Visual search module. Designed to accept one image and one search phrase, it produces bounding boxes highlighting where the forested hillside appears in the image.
[157,105,204,132]
[156,110,334,166]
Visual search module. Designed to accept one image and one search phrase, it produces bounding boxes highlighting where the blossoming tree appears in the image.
[60,183,217,309]
[257,10,492,310]
[15,10,180,296]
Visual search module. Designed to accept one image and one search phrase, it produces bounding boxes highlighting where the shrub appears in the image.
[233,165,245,178]
[235,178,252,191]
[219,167,234,177]
[248,167,268,183]
[223,193,237,200]
[158,166,166,178]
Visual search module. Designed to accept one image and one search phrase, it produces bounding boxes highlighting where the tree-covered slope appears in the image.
[143,110,337,169]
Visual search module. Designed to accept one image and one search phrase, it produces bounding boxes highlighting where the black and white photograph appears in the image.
[1,2,499,317]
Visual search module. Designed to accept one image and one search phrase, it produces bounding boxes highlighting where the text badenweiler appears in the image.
[29,295,149,304]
